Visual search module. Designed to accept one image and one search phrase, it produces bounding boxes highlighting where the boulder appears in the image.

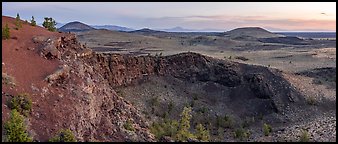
[40,44,61,59]
[45,65,70,84]
[32,36,48,43]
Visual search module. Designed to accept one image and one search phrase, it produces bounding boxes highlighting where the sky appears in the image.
[2,2,336,32]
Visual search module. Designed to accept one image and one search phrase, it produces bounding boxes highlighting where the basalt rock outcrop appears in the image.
[88,52,305,114]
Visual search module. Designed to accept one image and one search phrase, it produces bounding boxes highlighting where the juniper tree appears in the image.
[30,16,36,26]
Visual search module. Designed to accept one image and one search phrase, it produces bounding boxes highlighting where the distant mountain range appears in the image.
[159,26,225,32]
[54,22,135,32]
[55,21,224,32]
[54,21,336,35]
[91,25,135,32]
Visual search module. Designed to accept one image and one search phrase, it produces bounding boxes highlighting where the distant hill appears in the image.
[129,28,167,34]
[258,36,307,45]
[161,26,224,32]
[275,32,336,39]
[91,25,134,32]
[225,27,283,38]
[58,21,95,32]
[162,26,195,32]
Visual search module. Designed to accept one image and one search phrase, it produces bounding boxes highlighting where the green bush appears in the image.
[123,119,135,131]
[263,123,272,136]
[299,130,310,142]
[234,127,250,141]
[150,118,179,140]
[150,106,211,142]
[4,109,33,142]
[216,114,234,129]
[195,123,210,142]
[42,17,57,32]
[2,23,10,40]
[49,129,77,142]
[307,96,316,106]
[9,93,32,117]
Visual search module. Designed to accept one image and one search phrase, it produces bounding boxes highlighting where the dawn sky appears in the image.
[2,2,336,32]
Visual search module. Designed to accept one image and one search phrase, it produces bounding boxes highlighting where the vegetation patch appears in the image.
[299,129,310,142]
[195,123,210,142]
[30,16,37,26]
[150,118,179,140]
[9,93,32,117]
[2,73,16,86]
[216,114,234,129]
[150,106,210,142]
[197,107,208,114]
[2,23,10,40]
[49,129,77,142]
[42,17,57,32]
[15,13,22,30]
[306,96,317,106]
[3,109,33,142]
[234,127,250,141]
[263,123,272,136]
[123,119,135,131]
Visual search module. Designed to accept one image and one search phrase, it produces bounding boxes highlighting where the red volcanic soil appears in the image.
[2,15,59,117]
[2,16,73,141]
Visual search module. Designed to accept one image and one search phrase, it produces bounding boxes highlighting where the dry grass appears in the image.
[2,73,16,86]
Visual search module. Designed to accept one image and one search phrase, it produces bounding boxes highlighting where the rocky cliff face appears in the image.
[34,33,306,141]
[34,34,155,142]
[88,51,305,114]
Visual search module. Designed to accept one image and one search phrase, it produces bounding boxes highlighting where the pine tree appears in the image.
[195,123,210,142]
[2,23,10,40]
[15,13,22,30]
[42,17,57,32]
[30,16,36,26]
[175,106,195,141]
[4,109,32,142]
